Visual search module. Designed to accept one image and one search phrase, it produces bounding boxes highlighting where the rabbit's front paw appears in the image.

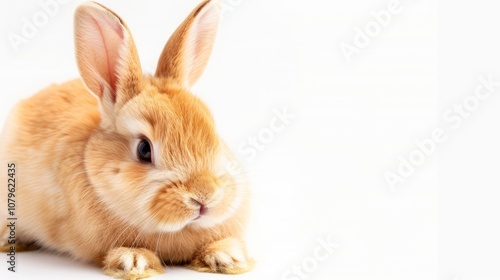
[189,237,254,274]
[103,247,164,280]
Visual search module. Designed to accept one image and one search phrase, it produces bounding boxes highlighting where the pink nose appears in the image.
[199,204,208,215]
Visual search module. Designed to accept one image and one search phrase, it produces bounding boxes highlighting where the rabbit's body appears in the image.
[0,79,249,265]
[0,1,252,278]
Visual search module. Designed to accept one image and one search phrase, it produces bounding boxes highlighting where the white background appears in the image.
[0,0,497,280]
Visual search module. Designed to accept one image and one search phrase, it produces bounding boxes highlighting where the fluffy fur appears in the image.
[0,1,252,279]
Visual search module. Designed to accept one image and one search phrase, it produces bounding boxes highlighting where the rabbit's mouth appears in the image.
[192,210,204,221]
[191,205,209,221]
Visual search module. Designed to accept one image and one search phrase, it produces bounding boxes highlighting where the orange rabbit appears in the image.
[0,1,253,279]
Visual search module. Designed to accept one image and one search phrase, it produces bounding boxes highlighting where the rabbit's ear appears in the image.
[74,2,143,109]
[155,0,220,87]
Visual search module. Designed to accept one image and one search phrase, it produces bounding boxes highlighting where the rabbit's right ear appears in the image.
[74,2,144,117]
[155,0,220,87]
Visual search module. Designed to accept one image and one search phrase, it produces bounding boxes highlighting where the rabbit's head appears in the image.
[74,1,247,233]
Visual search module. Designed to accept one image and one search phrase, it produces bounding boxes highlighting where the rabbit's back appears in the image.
[0,79,100,248]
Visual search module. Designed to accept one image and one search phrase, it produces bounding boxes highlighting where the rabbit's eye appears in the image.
[137,139,152,163]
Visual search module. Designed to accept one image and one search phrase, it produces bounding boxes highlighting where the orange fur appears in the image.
[0,1,252,279]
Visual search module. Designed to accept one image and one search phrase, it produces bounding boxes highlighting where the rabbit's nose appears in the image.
[191,198,209,216]
[199,204,208,215]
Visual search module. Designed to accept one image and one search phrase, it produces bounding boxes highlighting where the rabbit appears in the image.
[0,0,253,279]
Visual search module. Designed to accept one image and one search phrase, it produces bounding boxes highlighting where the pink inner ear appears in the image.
[184,2,219,86]
[87,13,125,101]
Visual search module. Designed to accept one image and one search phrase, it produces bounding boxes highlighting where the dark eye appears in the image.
[137,139,152,163]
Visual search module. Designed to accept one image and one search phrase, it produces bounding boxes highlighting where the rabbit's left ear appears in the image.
[155,0,220,87]
[74,2,144,110]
